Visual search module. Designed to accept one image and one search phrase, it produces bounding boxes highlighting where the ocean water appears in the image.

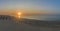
[22,15,60,21]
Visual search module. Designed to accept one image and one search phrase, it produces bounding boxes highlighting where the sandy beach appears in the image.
[0,16,60,31]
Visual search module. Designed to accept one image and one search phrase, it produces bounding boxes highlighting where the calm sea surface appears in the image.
[22,15,60,21]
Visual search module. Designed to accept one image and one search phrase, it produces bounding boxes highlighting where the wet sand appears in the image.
[0,16,60,31]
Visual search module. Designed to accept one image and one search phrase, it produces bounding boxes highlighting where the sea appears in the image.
[22,15,60,21]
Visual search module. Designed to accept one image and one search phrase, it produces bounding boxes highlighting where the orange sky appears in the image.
[0,10,52,16]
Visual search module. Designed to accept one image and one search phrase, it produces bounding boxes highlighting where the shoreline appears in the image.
[0,15,60,31]
[14,18,60,28]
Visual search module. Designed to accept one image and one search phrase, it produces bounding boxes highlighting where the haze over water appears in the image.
[22,15,60,21]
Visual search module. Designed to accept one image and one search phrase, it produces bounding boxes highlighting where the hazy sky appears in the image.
[0,0,60,14]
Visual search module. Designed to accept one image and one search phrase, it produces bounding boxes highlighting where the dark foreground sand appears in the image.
[0,17,60,31]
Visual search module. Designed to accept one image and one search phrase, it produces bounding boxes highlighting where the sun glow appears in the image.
[17,12,22,18]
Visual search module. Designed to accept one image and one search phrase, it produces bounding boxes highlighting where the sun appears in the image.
[18,12,21,15]
[17,12,22,18]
